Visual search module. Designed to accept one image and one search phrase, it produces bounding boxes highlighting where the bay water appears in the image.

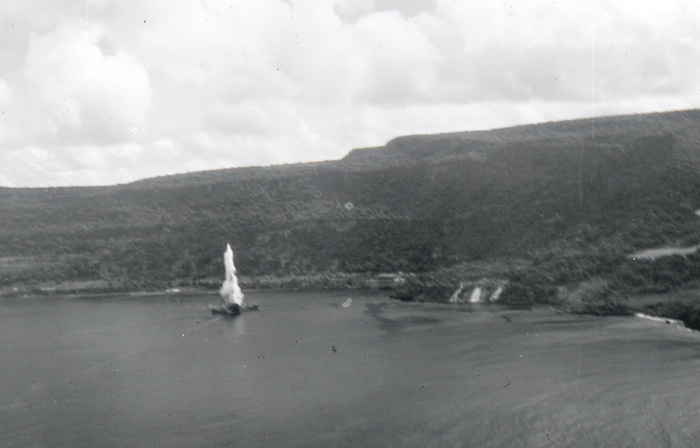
[1,292,699,447]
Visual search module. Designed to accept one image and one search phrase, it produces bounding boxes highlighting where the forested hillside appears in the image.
[3,109,700,295]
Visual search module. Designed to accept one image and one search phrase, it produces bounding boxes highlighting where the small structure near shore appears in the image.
[469,286,482,303]
[448,279,508,304]
[489,286,504,302]
[368,273,407,289]
[449,282,466,304]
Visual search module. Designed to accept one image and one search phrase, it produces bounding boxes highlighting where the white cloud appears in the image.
[334,0,376,20]
[0,78,11,105]
[0,78,10,144]
[23,24,151,145]
[352,11,440,105]
[0,0,699,186]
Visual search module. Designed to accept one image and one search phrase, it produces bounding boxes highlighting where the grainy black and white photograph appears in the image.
[2,1,700,447]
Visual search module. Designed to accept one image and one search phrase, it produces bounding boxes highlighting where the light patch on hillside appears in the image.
[628,245,700,261]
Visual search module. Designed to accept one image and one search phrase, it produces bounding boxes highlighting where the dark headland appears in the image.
[3,109,700,327]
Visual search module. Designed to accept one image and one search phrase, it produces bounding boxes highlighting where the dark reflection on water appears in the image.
[365,302,442,333]
[2,292,700,448]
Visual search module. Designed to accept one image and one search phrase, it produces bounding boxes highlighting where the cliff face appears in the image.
[2,109,700,290]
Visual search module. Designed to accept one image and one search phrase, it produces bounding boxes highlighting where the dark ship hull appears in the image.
[209,303,259,317]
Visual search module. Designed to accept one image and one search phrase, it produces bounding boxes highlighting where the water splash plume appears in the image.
[219,243,245,306]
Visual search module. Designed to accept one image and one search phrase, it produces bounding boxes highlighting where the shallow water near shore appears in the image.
[2,292,700,447]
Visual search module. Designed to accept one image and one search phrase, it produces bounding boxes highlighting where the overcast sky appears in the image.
[1,0,699,186]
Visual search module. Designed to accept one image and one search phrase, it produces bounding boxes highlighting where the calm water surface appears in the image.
[2,292,700,447]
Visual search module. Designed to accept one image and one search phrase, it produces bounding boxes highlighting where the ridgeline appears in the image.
[3,109,700,319]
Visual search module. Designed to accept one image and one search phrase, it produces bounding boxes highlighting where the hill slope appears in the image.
[2,109,700,295]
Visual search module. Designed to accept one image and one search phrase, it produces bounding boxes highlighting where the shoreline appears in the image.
[633,312,697,333]
[633,312,685,326]
[4,279,699,332]
[0,283,387,300]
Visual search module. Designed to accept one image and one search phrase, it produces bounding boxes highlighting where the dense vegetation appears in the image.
[3,109,700,308]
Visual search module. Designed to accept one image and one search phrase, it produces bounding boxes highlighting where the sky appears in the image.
[0,0,699,187]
